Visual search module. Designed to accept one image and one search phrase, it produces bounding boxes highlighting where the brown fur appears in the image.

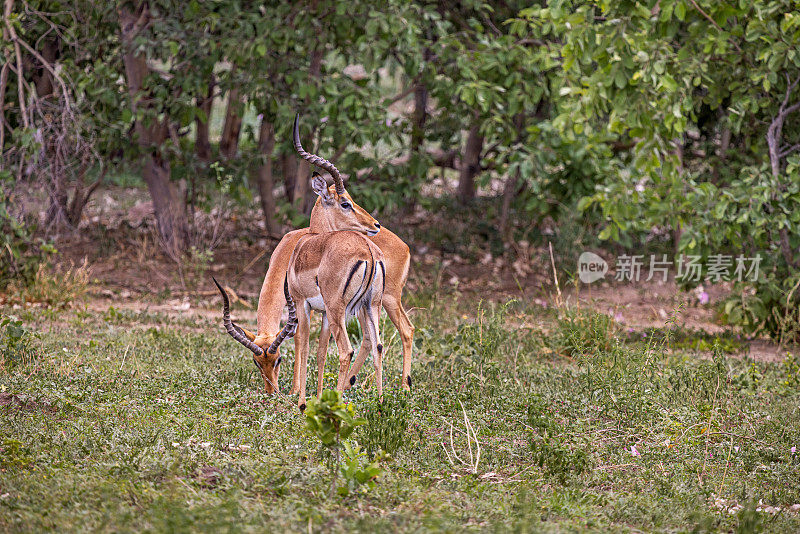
[285,231,386,409]
[239,184,414,396]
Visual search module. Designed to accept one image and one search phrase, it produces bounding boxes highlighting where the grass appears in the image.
[1,292,800,532]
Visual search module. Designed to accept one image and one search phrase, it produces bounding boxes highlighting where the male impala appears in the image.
[216,114,414,395]
[273,213,386,411]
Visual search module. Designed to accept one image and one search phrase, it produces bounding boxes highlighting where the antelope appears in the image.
[278,224,387,410]
[215,114,414,397]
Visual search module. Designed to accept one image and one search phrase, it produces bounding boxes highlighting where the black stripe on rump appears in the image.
[346,262,370,315]
[343,260,364,297]
[379,260,385,294]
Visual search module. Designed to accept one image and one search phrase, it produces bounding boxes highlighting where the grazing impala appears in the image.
[215,114,414,396]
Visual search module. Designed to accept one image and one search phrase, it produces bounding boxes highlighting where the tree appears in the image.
[526,0,800,336]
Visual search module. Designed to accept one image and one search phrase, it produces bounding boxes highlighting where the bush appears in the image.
[0,198,55,290]
[554,307,618,357]
[723,271,800,344]
[8,262,90,308]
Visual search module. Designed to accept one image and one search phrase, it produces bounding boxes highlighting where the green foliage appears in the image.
[0,315,39,369]
[357,388,411,458]
[1,297,800,530]
[526,396,590,483]
[0,439,34,470]
[0,197,55,291]
[337,442,382,496]
[554,307,617,357]
[305,389,379,495]
[723,272,800,342]
[305,389,365,447]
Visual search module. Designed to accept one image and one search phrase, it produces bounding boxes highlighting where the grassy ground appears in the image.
[1,290,800,532]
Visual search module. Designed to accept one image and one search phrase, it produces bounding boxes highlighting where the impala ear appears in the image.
[311,172,334,204]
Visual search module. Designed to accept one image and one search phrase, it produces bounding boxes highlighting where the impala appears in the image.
[276,218,387,411]
[216,114,414,397]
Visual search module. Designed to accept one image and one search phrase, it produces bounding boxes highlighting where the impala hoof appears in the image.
[407,375,412,388]
[299,403,306,413]
[350,375,356,386]
[377,343,383,354]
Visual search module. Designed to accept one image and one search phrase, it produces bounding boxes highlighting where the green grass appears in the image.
[1,297,799,532]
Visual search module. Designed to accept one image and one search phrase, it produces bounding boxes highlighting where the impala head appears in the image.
[293,114,381,236]
[253,333,282,395]
[213,277,292,395]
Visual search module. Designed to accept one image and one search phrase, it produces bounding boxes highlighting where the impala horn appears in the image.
[293,113,344,196]
[213,277,264,356]
[267,274,298,354]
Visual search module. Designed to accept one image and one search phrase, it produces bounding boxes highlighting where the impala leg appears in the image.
[290,310,313,395]
[316,314,330,398]
[383,295,415,391]
[295,303,311,411]
[364,304,383,399]
[345,308,371,390]
[329,313,354,392]
[289,333,302,395]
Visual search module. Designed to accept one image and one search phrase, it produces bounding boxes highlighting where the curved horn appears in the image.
[213,277,264,356]
[293,113,344,196]
[267,274,298,354]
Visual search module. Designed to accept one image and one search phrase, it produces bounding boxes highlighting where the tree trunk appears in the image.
[119,4,187,258]
[294,48,323,214]
[34,38,57,98]
[280,151,296,203]
[499,171,520,234]
[411,48,432,153]
[411,83,428,152]
[195,75,214,161]
[766,104,798,268]
[256,119,277,235]
[66,166,102,227]
[457,122,483,205]
[219,85,242,160]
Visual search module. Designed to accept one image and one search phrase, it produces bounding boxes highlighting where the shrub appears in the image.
[9,262,90,308]
[723,271,800,344]
[0,198,55,290]
[554,307,618,357]
[305,390,381,496]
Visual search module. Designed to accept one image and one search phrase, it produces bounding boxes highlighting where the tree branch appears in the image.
[4,0,30,129]
[687,0,742,53]
[779,143,800,158]
[9,28,72,112]
[0,62,8,160]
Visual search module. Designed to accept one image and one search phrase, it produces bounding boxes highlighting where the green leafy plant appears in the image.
[527,397,589,483]
[337,442,382,497]
[0,197,55,291]
[0,315,39,369]
[305,390,379,496]
[554,307,618,357]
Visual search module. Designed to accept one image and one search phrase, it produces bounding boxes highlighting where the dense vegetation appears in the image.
[1,0,799,338]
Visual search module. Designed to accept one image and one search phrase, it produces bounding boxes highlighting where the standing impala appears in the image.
[215,114,414,396]
[269,204,387,411]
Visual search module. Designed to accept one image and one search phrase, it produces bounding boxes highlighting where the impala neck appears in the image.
[309,198,336,234]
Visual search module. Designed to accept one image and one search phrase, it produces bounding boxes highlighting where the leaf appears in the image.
[675,1,686,21]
